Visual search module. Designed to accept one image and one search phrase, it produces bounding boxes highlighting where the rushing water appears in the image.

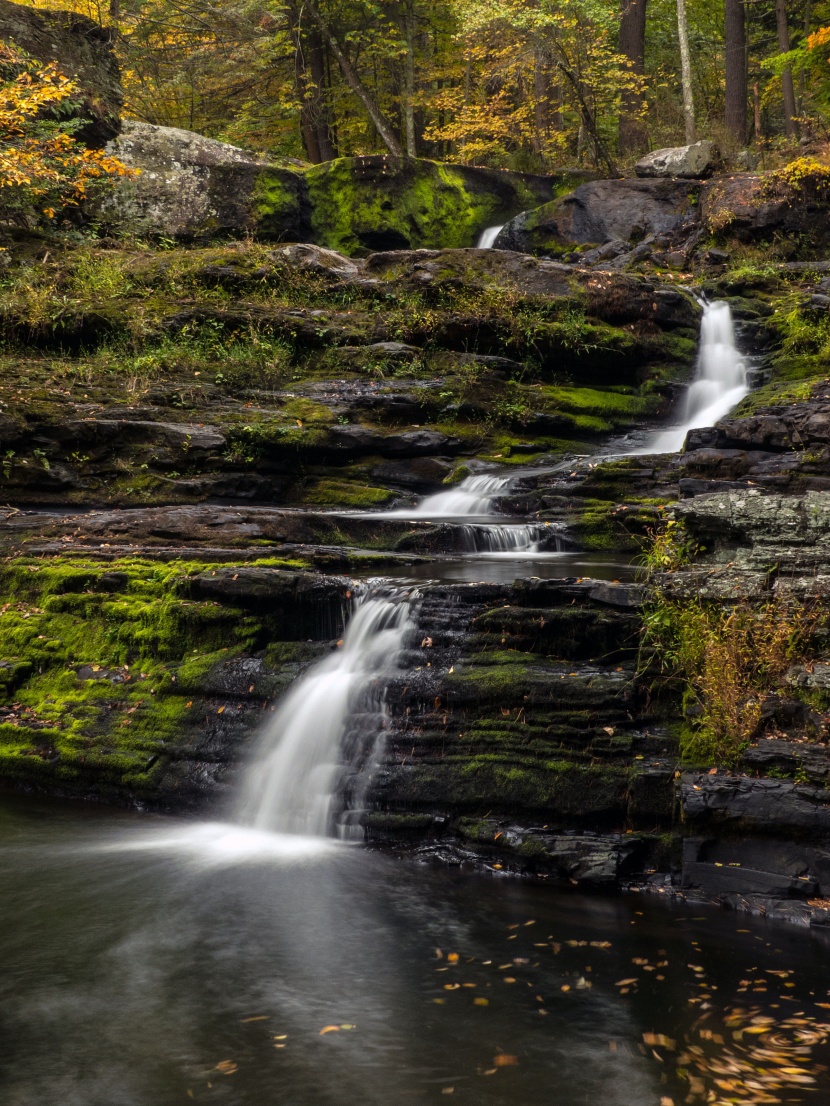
[3,797,830,1106]
[476,224,504,249]
[237,588,417,837]
[640,300,749,454]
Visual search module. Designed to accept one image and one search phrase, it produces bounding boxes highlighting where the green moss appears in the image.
[306,158,504,254]
[302,479,394,507]
[253,168,305,239]
[0,556,292,798]
[385,757,630,821]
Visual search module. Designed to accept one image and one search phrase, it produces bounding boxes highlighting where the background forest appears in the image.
[12,0,830,173]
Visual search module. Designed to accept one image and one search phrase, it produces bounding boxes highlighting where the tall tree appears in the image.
[305,0,404,157]
[775,0,799,136]
[619,0,647,154]
[676,0,696,142]
[724,0,747,143]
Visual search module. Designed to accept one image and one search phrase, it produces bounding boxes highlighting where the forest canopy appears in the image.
[12,0,830,172]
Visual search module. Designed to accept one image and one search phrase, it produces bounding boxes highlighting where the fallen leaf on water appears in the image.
[447,952,459,963]
[241,1015,268,1023]
[493,1054,519,1067]
[615,978,638,987]
[503,977,516,984]
[217,706,225,714]
[215,1060,238,1075]
[319,1026,340,1035]
[474,997,489,1006]
[444,983,460,990]
[441,1088,454,1095]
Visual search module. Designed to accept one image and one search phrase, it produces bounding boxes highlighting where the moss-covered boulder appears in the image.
[99,133,586,249]
[304,155,585,254]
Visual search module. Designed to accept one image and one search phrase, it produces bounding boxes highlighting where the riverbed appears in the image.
[2,795,830,1106]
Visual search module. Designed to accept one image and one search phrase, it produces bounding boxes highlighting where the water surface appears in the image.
[3,797,830,1106]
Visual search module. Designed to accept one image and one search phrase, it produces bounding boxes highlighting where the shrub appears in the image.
[0,43,133,228]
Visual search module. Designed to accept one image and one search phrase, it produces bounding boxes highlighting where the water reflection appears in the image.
[2,799,830,1106]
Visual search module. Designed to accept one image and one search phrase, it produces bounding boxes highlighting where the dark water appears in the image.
[3,798,830,1106]
[352,551,637,585]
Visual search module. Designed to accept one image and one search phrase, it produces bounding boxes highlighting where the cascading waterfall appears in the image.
[641,300,749,454]
[410,473,511,516]
[407,472,552,553]
[476,225,504,249]
[237,587,417,837]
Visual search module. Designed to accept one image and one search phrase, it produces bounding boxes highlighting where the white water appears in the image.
[639,300,748,454]
[410,473,511,516]
[476,224,504,249]
[237,588,417,836]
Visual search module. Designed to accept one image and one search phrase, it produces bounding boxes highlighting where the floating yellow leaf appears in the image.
[493,1054,519,1067]
[319,1025,340,1035]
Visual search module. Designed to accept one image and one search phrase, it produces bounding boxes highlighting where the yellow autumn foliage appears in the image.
[0,42,134,226]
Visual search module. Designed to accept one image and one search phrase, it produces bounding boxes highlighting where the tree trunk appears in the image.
[533,52,544,154]
[306,0,403,157]
[775,0,798,137]
[724,0,747,144]
[403,1,417,156]
[308,30,336,161]
[619,0,648,154]
[677,0,696,143]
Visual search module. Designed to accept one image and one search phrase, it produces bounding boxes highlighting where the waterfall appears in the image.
[410,473,511,516]
[237,588,417,837]
[476,225,504,249]
[642,300,748,454]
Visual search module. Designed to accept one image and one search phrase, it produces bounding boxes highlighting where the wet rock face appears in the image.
[495,178,702,255]
[635,140,719,179]
[0,0,122,146]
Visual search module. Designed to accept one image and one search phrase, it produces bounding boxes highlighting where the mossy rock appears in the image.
[305,156,567,254]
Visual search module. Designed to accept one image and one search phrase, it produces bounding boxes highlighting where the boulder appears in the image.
[305,155,580,254]
[635,140,719,179]
[494,178,702,254]
[97,121,308,240]
[701,172,830,247]
[97,134,585,249]
[0,0,122,146]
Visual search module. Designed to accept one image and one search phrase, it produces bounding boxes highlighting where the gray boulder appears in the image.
[495,178,701,254]
[97,121,307,240]
[0,0,122,146]
[635,140,719,180]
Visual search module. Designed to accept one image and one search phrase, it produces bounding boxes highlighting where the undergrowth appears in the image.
[640,519,826,766]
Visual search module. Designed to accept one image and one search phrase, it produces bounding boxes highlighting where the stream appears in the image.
[4,301,792,1106]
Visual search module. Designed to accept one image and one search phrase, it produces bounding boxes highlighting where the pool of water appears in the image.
[2,797,830,1106]
[351,551,637,585]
